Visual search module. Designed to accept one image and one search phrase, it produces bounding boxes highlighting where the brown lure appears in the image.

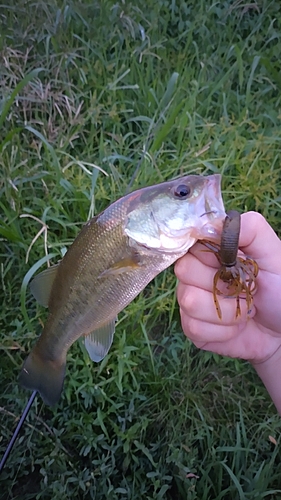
[203,210,258,319]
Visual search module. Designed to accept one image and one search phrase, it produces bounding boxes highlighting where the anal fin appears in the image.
[84,318,116,362]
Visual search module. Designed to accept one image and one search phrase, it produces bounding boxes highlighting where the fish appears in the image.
[19,174,226,406]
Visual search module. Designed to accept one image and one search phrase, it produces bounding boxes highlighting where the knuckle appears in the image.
[181,313,202,340]
[177,284,197,314]
[174,256,189,281]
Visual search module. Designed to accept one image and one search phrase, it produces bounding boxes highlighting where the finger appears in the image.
[174,248,219,288]
[177,283,256,327]
[189,241,221,267]
[239,212,281,272]
[188,320,281,361]
[179,308,243,344]
[191,331,253,360]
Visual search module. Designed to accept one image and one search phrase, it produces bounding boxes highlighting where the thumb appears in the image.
[239,212,281,273]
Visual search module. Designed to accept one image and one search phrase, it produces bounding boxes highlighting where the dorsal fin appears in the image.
[30,264,60,307]
[84,318,117,362]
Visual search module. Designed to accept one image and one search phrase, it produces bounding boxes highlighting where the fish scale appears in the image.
[46,205,177,347]
[19,174,226,406]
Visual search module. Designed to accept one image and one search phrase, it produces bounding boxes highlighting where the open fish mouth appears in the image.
[198,210,225,242]
[195,174,226,241]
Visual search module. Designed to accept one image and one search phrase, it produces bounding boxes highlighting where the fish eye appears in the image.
[174,184,192,199]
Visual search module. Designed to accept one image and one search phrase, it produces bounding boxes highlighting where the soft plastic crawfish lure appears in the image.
[203,210,259,320]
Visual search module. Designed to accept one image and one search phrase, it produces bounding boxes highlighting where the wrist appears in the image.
[250,339,281,367]
[250,343,281,415]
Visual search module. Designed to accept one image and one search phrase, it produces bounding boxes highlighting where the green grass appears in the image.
[1,0,281,498]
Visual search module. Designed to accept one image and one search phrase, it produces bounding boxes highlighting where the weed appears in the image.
[1,1,281,498]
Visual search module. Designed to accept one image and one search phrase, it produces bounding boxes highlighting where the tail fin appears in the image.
[19,349,65,406]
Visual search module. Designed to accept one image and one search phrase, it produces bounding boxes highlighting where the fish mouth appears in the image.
[196,174,226,242]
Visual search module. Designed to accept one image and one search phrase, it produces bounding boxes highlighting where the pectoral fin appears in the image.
[84,318,116,362]
[30,264,60,307]
[98,251,142,278]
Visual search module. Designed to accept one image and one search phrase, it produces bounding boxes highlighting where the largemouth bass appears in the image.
[19,174,225,406]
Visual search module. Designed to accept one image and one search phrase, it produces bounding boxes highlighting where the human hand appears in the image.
[175,211,281,364]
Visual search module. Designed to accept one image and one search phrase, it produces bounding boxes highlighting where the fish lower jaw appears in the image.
[128,232,195,253]
[134,233,197,254]
[157,232,197,252]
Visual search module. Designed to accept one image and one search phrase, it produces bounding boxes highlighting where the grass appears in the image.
[1,0,281,498]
